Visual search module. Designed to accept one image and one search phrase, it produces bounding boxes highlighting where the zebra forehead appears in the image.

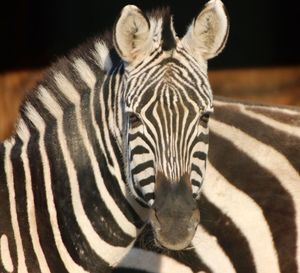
[126,64,212,110]
[128,87,207,113]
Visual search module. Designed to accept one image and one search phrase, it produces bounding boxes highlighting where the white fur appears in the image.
[0,234,14,272]
[73,58,97,89]
[55,72,138,237]
[210,118,300,269]
[17,116,51,273]
[4,139,28,273]
[244,109,300,135]
[93,41,112,72]
[32,89,88,272]
[216,99,300,116]
[139,183,155,196]
[38,85,132,265]
[118,248,194,273]
[204,162,281,273]
[73,59,149,220]
[52,74,137,265]
[218,100,300,136]
[192,225,236,273]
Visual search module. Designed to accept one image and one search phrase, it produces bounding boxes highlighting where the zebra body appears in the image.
[116,98,300,273]
[0,0,230,272]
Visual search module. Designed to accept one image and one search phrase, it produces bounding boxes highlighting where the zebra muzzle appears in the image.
[149,172,200,250]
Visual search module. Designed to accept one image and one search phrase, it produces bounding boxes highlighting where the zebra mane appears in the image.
[146,7,177,51]
[18,35,115,124]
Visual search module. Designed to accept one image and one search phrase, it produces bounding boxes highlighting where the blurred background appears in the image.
[1,0,300,139]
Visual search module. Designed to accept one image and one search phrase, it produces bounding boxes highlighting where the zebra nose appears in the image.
[150,172,200,250]
[150,207,200,250]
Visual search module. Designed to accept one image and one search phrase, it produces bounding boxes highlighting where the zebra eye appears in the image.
[128,112,141,127]
[199,112,210,126]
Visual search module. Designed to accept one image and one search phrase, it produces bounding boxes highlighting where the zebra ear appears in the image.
[113,5,153,64]
[181,0,229,61]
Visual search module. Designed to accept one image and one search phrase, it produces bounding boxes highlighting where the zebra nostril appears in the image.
[188,226,193,232]
[150,209,162,232]
[154,213,162,230]
[153,214,161,231]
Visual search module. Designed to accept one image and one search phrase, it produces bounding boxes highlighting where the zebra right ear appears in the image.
[113,5,153,64]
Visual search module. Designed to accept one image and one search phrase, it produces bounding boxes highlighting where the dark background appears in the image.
[2,0,300,71]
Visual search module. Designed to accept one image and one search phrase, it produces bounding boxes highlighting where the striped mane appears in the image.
[18,6,177,123]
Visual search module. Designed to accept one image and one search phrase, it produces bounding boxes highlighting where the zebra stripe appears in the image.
[212,102,300,270]
[74,56,148,220]
[17,118,51,273]
[191,226,236,273]
[0,234,14,272]
[4,139,29,272]
[4,1,298,272]
[204,162,280,273]
[119,99,300,273]
[54,72,137,238]
[37,84,134,266]
[25,102,87,273]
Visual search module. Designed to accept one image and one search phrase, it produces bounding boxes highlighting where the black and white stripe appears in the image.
[0,36,148,272]
[117,98,300,273]
[125,52,213,206]
[0,3,212,271]
[5,1,296,272]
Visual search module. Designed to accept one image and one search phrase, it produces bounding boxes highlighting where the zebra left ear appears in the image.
[181,0,229,61]
[113,5,153,64]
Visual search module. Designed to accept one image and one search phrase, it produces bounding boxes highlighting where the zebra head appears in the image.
[113,0,229,250]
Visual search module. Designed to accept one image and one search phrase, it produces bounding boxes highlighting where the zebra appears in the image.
[116,98,300,273]
[0,0,229,272]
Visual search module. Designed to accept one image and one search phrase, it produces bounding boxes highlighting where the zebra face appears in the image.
[124,56,212,206]
[114,0,229,250]
[124,56,211,250]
